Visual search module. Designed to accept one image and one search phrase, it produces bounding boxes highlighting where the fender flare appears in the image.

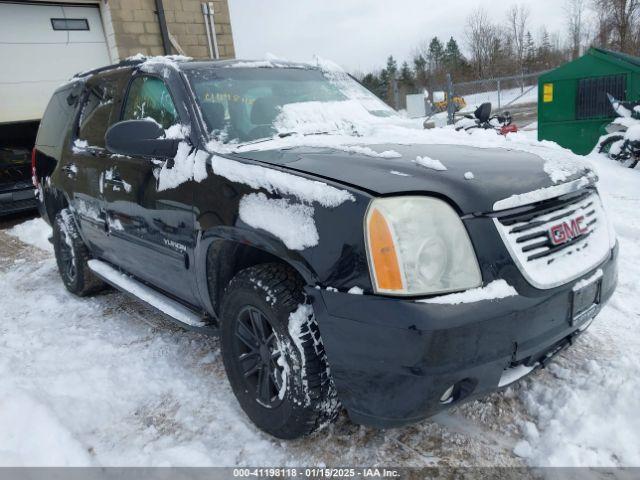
[193,226,319,318]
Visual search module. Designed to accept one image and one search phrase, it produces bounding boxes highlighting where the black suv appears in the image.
[34,56,618,439]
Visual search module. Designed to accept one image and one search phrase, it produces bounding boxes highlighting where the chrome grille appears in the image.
[493,188,611,289]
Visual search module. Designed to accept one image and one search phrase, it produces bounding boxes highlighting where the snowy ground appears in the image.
[460,85,538,113]
[1,152,639,467]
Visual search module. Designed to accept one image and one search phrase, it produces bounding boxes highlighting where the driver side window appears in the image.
[123,76,178,129]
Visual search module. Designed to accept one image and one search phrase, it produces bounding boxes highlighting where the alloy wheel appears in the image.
[234,306,286,408]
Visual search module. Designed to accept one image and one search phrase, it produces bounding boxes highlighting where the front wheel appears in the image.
[220,263,339,439]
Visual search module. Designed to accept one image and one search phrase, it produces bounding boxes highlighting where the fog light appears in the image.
[439,384,455,404]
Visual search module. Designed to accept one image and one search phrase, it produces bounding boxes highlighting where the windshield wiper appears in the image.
[277,131,331,138]
[235,131,332,148]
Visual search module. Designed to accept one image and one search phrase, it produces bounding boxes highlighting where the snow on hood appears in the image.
[236,100,591,186]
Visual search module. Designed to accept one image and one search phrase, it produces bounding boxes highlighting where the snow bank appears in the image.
[239,193,318,250]
[517,356,640,466]
[0,390,92,466]
[210,155,354,207]
[418,280,517,305]
[6,218,52,253]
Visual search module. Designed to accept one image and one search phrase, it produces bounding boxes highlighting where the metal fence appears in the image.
[451,70,548,110]
[403,70,550,124]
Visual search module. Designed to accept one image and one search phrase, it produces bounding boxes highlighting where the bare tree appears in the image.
[506,4,531,74]
[592,0,640,53]
[465,7,500,78]
[565,0,587,58]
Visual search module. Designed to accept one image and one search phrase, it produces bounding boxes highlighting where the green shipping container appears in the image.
[538,48,640,155]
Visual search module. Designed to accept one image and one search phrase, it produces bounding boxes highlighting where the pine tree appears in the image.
[524,31,535,72]
[399,61,414,88]
[413,54,427,87]
[443,37,465,71]
[538,28,552,68]
[427,37,444,71]
[385,55,398,76]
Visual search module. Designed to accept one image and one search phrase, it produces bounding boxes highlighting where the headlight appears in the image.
[365,196,481,296]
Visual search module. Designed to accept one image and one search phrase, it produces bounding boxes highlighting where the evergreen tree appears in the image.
[361,72,386,101]
[443,37,465,71]
[399,61,414,87]
[538,29,552,68]
[427,37,444,71]
[524,30,536,71]
[413,54,427,87]
[385,55,398,76]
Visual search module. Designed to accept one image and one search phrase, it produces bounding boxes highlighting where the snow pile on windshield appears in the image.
[419,280,517,305]
[210,155,354,207]
[239,193,318,250]
[275,100,381,137]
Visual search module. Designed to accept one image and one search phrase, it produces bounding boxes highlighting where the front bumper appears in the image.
[308,246,618,428]
[0,185,37,216]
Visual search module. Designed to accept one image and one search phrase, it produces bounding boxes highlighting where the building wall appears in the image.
[104,0,235,61]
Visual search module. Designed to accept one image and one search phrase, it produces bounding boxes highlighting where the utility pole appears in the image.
[446,73,455,125]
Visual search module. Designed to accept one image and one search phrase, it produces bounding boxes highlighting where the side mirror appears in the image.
[105,119,180,158]
[474,102,492,123]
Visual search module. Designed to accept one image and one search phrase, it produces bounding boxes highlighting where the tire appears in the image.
[219,263,339,439]
[52,209,105,296]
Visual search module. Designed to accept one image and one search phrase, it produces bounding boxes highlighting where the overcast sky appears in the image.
[227,0,566,73]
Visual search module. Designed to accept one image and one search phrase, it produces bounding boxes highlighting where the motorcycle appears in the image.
[597,93,640,168]
[454,102,518,135]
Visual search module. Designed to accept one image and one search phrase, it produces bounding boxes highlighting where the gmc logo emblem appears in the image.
[549,216,589,246]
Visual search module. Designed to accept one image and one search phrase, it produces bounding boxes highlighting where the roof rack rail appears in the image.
[73,57,147,79]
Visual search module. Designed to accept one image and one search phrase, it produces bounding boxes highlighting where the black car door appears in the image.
[101,73,200,306]
[59,71,125,255]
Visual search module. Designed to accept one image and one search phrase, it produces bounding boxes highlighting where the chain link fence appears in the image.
[403,70,549,124]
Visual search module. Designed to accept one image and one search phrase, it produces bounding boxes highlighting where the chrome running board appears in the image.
[88,259,215,333]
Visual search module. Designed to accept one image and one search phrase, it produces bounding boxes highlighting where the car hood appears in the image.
[233,143,591,214]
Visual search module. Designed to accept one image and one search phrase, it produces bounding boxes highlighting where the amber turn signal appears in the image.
[367,208,404,291]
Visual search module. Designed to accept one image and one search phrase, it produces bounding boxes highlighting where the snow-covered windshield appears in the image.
[184,66,395,144]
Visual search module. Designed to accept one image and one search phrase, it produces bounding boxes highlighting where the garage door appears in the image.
[0,2,112,123]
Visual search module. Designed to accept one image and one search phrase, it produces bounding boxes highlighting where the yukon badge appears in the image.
[163,238,187,253]
[549,215,589,246]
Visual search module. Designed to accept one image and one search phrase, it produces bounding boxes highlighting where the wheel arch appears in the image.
[194,228,319,319]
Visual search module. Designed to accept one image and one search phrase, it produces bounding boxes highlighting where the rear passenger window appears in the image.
[37,86,79,147]
[123,76,178,129]
[78,79,117,148]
